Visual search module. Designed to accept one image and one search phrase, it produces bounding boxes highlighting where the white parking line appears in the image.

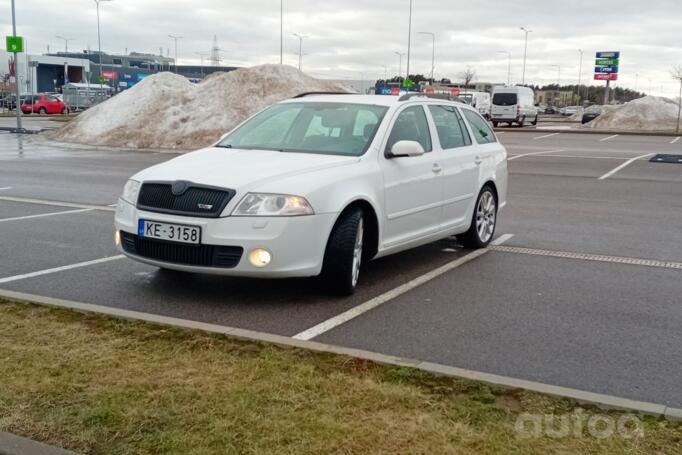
[600,134,619,142]
[532,132,560,140]
[507,149,563,161]
[293,234,514,341]
[0,208,93,223]
[671,137,681,144]
[0,195,115,211]
[0,187,11,191]
[0,255,125,285]
[597,153,653,180]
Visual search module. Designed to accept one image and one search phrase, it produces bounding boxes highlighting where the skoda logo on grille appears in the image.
[198,204,213,210]
[171,180,190,196]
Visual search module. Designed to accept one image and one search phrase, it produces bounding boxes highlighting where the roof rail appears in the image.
[292,91,354,98]
[398,92,465,103]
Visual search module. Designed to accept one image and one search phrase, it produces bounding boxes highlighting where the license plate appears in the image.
[138,219,201,244]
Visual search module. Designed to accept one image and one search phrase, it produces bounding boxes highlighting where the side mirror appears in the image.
[387,140,425,158]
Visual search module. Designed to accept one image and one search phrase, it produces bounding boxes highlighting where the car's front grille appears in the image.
[137,182,235,218]
[120,231,243,268]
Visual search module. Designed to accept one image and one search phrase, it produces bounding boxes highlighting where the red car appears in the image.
[20,94,68,115]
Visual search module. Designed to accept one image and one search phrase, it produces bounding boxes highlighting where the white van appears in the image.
[491,86,538,127]
[459,91,492,120]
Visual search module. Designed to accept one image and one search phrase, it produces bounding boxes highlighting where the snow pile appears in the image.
[50,64,351,149]
[585,96,681,131]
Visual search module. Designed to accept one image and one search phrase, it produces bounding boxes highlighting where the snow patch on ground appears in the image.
[585,96,681,131]
[50,65,350,149]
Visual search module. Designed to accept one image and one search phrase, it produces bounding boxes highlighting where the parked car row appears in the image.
[20,93,68,115]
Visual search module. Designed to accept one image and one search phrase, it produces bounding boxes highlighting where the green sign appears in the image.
[6,35,24,53]
[595,58,619,66]
[403,78,414,89]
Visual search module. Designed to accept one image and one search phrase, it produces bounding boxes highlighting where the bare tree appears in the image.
[459,67,476,92]
[672,66,682,133]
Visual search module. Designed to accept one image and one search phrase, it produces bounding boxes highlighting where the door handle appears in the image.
[474,156,483,165]
[432,163,442,174]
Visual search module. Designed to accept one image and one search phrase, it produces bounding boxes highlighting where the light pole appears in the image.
[395,52,405,82]
[56,36,74,53]
[405,0,413,81]
[418,32,435,81]
[551,64,561,86]
[380,65,387,80]
[520,27,532,85]
[280,0,283,64]
[292,33,307,71]
[577,49,584,104]
[194,52,207,77]
[497,51,511,85]
[94,0,112,79]
[56,36,74,86]
[10,0,22,130]
[168,35,182,73]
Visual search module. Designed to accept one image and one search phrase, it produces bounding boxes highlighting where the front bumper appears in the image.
[114,198,338,277]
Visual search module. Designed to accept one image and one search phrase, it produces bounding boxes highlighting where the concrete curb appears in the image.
[493,127,681,137]
[0,432,79,455]
[1,288,680,421]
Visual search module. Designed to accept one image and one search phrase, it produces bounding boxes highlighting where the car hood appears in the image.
[133,146,359,191]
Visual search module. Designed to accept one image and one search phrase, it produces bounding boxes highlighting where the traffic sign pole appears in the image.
[10,0,23,132]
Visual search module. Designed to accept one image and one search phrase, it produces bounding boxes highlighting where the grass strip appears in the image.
[1,299,680,454]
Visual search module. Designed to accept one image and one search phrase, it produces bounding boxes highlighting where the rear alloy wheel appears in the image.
[322,208,364,296]
[457,186,498,249]
[531,115,538,126]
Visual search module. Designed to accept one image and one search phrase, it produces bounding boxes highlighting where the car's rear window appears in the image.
[492,93,517,106]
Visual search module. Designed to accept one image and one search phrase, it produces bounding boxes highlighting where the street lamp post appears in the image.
[56,36,74,86]
[395,52,405,82]
[520,27,532,85]
[94,0,112,79]
[577,49,584,103]
[168,35,182,73]
[56,36,74,53]
[497,51,511,85]
[10,0,22,131]
[194,52,207,77]
[292,33,307,71]
[418,31,435,81]
[280,0,283,64]
[405,0,413,81]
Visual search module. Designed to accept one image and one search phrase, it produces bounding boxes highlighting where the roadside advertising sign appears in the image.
[594,66,619,73]
[101,70,118,80]
[596,51,620,59]
[594,73,618,81]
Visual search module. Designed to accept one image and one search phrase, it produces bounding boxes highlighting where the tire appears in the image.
[531,115,538,126]
[457,186,498,249]
[321,208,364,296]
[517,116,525,128]
[61,107,68,114]
[492,121,498,127]
[39,107,47,115]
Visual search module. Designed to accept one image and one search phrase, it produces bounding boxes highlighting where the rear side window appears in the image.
[492,93,517,106]
[461,109,496,144]
[428,105,471,149]
[386,106,432,153]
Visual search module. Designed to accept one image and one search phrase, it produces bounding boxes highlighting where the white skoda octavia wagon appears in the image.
[115,93,508,295]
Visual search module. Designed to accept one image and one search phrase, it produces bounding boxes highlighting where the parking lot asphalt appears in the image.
[1,130,681,407]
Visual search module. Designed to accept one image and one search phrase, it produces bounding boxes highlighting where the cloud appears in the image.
[1,0,681,95]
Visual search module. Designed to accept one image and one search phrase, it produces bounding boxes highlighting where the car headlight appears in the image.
[120,179,141,205]
[233,193,314,216]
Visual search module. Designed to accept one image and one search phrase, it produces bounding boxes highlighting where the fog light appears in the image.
[249,248,272,268]
[114,230,121,246]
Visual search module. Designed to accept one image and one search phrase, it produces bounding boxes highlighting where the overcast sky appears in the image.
[2,0,682,96]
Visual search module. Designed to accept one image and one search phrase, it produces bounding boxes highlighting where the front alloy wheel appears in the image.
[458,186,497,249]
[322,208,364,296]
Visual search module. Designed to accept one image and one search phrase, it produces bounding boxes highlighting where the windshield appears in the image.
[217,102,389,156]
[492,93,517,106]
